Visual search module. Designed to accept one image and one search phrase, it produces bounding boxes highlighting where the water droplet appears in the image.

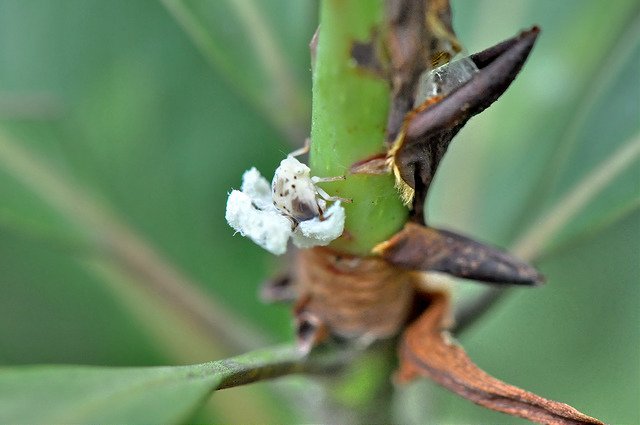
[415,56,479,107]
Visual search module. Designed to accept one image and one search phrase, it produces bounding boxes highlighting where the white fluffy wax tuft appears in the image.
[225,167,345,255]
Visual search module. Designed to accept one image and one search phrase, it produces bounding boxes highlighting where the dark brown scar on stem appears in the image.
[350,30,386,78]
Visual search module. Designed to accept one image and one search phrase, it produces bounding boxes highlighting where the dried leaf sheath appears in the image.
[384,0,431,142]
[384,0,462,144]
[293,247,415,341]
[397,292,604,425]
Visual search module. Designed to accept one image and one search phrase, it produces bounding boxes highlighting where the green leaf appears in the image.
[160,0,314,141]
[0,365,216,424]
[0,345,308,424]
[511,132,639,261]
[537,35,640,251]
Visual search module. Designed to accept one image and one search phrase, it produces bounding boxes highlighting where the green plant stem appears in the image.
[307,1,406,421]
[310,0,408,255]
[327,339,397,424]
[305,2,408,423]
[215,342,393,424]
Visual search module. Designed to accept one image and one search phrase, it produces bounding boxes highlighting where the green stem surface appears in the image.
[310,0,408,255]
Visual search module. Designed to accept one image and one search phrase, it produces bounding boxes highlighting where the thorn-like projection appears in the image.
[390,26,540,219]
[374,222,544,285]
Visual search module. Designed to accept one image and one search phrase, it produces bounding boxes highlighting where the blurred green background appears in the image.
[0,0,637,423]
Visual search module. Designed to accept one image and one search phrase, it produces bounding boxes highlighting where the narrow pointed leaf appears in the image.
[0,345,313,425]
[0,365,217,425]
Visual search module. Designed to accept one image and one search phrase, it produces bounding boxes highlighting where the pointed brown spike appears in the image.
[397,291,604,425]
[394,27,540,216]
[470,25,540,69]
[375,223,544,285]
[405,26,540,140]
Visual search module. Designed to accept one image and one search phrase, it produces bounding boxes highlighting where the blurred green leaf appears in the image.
[0,129,266,358]
[160,0,314,141]
[0,366,216,424]
[501,9,640,258]
[0,345,306,424]
[512,131,640,261]
[541,36,640,251]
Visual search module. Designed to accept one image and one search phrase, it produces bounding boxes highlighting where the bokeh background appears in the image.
[0,0,638,423]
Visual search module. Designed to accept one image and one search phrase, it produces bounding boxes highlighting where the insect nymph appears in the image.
[271,146,348,225]
[226,142,348,255]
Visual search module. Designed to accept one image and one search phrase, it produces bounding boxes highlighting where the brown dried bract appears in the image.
[292,247,415,343]
[397,291,604,425]
[271,238,601,423]
[280,244,602,423]
[375,222,544,285]
[391,26,540,218]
